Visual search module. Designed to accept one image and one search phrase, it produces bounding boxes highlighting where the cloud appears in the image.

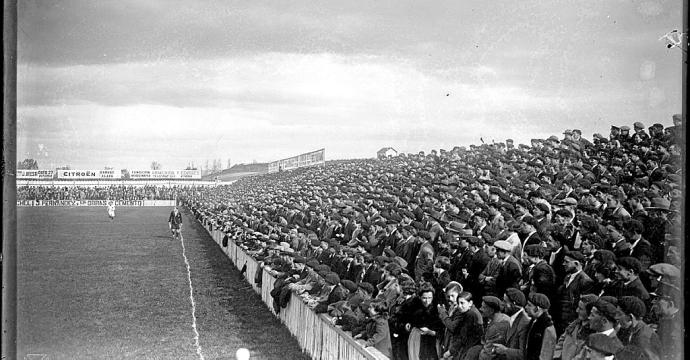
[16,0,684,168]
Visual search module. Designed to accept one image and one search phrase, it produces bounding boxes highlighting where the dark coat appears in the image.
[617,321,662,360]
[605,277,650,302]
[556,271,593,332]
[410,299,445,360]
[363,265,384,294]
[524,313,557,360]
[432,270,452,307]
[314,284,349,314]
[448,248,473,283]
[496,255,522,297]
[528,261,556,300]
[364,316,393,358]
[501,310,531,360]
[548,247,568,286]
[466,248,491,303]
[630,238,654,270]
[445,306,484,360]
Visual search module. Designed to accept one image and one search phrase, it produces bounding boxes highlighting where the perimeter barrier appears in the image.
[200,222,388,360]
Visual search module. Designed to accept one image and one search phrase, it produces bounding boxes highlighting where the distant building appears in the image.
[377,147,398,160]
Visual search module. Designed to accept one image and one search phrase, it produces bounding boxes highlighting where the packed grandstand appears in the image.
[18,116,684,360]
[16,185,191,201]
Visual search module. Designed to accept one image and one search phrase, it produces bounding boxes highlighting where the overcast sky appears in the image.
[17,0,684,170]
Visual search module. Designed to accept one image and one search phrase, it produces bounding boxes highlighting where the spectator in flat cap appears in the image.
[607,257,649,301]
[586,333,624,359]
[518,217,543,262]
[448,234,473,286]
[355,299,393,358]
[375,262,402,310]
[552,182,575,204]
[632,120,650,137]
[522,244,556,304]
[360,256,384,294]
[313,272,349,313]
[478,242,503,297]
[616,297,661,360]
[652,288,681,360]
[414,236,436,282]
[555,250,593,334]
[587,300,621,339]
[465,295,509,360]
[522,293,557,360]
[494,240,523,298]
[493,288,530,360]
[603,192,632,226]
[466,236,491,306]
[554,293,599,360]
[341,279,359,294]
[432,256,452,306]
[622,219,653,272]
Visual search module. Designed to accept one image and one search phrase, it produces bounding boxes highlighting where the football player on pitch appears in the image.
[107,200,116,221]
[168,206,183,240]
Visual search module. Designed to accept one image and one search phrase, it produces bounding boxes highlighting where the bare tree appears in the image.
[17,158,39,169]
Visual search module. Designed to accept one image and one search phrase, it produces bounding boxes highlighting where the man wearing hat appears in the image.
[270,255,308,311]
[553,293,599,360]
[648,123,665,141]
[448,234,473,284]
[572,129,593,149]
[431,256,452,306]
[609,126,622,142]
[466,236,491,306]
[414,236,436,282]
[578,299,621,360]
[518,217,544,262]
[494,240,523,298]
[603,192,632,227]
[632,122,650,144]
[647,263,680,303]
[608,257,650,302]
[652,287,681,360]
[643,197,673,264]
[622,219,653,272]
[313,272,349,313]
[361,256,384,295]
[521,244,555,300]
[615,296,661,360]
[522,293,557,360]
[375,262,403,309]
[619,125,631,143]
[585,333,623,360]
[665,113,683,144]
[555,250,593,334]
[494,288,530,360]
[467,296,510,360]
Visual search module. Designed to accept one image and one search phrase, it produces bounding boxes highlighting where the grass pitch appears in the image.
[17,206,309,360]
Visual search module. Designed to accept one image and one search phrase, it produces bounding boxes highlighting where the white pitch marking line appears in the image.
[179,233,205,360]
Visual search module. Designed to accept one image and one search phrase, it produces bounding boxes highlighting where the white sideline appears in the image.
[179,233,205,360]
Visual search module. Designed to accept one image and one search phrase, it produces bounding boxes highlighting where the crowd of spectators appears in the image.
[185,114,683,360]
[17,185,195,201]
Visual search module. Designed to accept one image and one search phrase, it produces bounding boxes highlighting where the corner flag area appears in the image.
[17,207,309,360]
